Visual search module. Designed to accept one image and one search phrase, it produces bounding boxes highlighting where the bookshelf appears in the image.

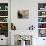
[38,3,46,37]
[0,3,8,37]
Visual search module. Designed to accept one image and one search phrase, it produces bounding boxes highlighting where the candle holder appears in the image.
[29,25,35,30]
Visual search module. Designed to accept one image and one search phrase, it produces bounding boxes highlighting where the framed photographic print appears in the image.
[17,10,29,19]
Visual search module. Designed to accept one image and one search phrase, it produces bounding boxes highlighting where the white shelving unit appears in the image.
[0,0,10,45]
[0,2,9,45]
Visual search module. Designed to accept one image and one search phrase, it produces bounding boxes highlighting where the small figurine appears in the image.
[11,23,16,30]
[29,25,35,30]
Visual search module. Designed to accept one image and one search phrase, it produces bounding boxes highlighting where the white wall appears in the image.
[11,0,38,30]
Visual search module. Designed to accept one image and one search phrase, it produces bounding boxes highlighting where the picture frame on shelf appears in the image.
[38,11,46,16]
[38,17,46,22]
[0,11,8,16]
[0,17,8,22]
[0,23,8,37]
[38,23,46,28]
[38,3,46,10]
[0,3,8,10]
[38,29,46,37]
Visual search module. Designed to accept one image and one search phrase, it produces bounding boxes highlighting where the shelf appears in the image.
[0,22,8,23]
[38,10,46,11]
[38,28,46,29]
[38,16,46,17]
[0,16,8,17]
[38,22,46,23]
[0,10,8,11]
